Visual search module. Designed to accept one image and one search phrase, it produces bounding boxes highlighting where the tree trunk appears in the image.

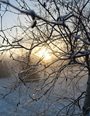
[83,54,90,116]
[83,72,90,116]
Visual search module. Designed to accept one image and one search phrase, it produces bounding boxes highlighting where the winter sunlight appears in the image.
[34,47,52,62]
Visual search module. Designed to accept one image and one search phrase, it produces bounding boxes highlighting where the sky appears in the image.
[0,0,55,62]
[0,0,38,30]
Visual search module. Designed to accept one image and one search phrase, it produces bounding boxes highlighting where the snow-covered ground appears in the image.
[0,60,87,116]
[0,77,63,116]
[0,72,87,116]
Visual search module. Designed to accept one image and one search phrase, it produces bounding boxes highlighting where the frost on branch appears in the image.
[57,12,73,23]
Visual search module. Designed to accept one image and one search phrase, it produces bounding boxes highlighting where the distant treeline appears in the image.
[0,60,10,78]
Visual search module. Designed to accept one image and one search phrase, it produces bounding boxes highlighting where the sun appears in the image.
[35,47,52,62]
[38,48,51,60]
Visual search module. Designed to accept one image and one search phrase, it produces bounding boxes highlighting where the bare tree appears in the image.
[0,0,90,115]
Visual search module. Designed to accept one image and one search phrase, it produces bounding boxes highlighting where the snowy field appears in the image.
[0,60,88,116]
[0,72,87,116]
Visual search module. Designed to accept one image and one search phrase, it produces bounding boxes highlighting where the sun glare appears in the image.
[35,47,52,62]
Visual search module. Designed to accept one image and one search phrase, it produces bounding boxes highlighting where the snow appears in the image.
[0,66,87,116]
